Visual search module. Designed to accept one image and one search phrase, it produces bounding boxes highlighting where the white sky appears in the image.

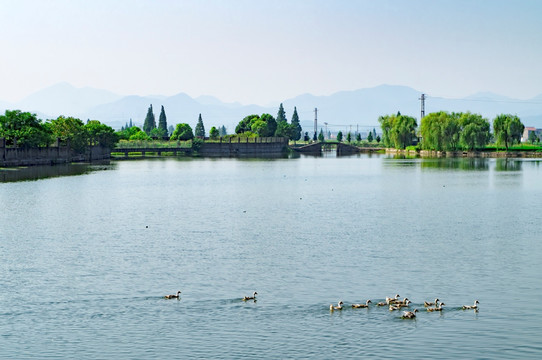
[1,0,541,105]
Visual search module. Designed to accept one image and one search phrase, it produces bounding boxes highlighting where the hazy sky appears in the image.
[1,0,541,105]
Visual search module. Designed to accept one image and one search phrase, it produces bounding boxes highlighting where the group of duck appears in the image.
[330,294,480,319]
[163,290,258,302]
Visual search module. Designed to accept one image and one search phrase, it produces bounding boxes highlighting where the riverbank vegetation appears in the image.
[0,110,117,151]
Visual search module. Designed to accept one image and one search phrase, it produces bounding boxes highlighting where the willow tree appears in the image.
[420,111,461,151]
[459,112,490,151]
[493,114,524,150]
[379,112,417,149]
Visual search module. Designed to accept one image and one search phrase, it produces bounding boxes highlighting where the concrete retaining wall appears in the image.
[197,137,289,157]
[1,138,110,166]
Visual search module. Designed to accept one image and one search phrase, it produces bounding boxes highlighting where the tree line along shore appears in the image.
[2,103,541,158]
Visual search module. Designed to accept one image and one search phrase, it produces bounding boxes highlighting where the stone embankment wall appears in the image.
[1,138,110,166]
[386,148,542,158]
[197,137,289,157]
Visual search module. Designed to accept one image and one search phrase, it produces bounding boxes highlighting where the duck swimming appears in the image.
[389,304,401,311]
[401,309,418,319]
[243,292,258,301]
[424,298,440,307]
[330,301,344,311]
[427,303,445,312]
[352,299,372,308]
[396,300,411,308]
[462,300,479,310]
[164,290,181,299]
[386,294,401,304]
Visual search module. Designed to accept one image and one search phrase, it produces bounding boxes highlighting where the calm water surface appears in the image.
[1,155,542,359]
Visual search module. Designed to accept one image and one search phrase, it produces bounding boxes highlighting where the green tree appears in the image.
[337,131,343,142]
[195,113,205,138]
[318,128,324,142]
[528,130,538,144]
[171,123,194,141]
[458,113,490,151]
[367,131,373,142]
[275,120,291,138]
[0,110,52,147]
[85,120,118,148]
[129,128,151,141]
[251,119,269,137]
[376,135,381,143]
[48,116,88,152]
[356,132,362,142]
[276,103,287,124]
[379,112,417,149]
[209,126,219,139]
[346,132,352,143]
[158,105,168,136]
[219,125,227,136]
[236,114,259,134]
[150,127,167,138]
[143,104,156,135]
[262,114,277,137]
[290,106,302,141]
[493,114,524,150]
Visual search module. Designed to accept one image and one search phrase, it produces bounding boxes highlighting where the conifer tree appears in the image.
[367,131,373,142]
[158,105,168,136]
[129,118,133,128]
[219,125,227,136]
[143,104,156,135]
[276,103,287,123]
[290,106,302,141]
[195,113,205,138]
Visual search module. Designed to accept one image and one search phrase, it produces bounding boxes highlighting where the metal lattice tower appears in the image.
[419,93,426,120]
[314,108,318,138]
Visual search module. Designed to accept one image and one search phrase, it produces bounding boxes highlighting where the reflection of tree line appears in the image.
[386,157,523,171]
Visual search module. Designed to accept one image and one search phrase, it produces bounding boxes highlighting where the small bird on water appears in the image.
[164,290,181,299]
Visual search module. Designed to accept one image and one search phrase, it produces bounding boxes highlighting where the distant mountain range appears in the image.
[2,82,542,133]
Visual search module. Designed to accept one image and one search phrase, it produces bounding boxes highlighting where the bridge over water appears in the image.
[291,141,383,155]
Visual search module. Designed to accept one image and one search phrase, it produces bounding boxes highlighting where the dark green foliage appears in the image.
[376,135,381,143]
[367,131,373,142]
[192,137,204,151]
[236,114,258,134]
[337,131,343,142]
[528,130,538,144]
[346,132,352,143]
[85,120,118,148]
[493,114,524,150]
[195,114,205,138]
[209,126,219,139]
[304,132,309,141]
[171,123,194,141]
[236,114,276,137]
[0,110,52,147]
[275,120,291,138]
[158,106,168,135]
[356,133,362,142]
[318,128,324,142]
[47,116,88,152]
[143,104,156,135]
[276,103,287,124]
[290,107,302,141]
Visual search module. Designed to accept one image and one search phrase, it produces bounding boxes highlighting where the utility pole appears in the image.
[314,108,318,139]
[419,93,426,120]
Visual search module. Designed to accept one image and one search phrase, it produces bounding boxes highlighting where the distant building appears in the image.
[521,127,542,142]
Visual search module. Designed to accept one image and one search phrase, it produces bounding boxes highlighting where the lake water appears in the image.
[1,154,542,359]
